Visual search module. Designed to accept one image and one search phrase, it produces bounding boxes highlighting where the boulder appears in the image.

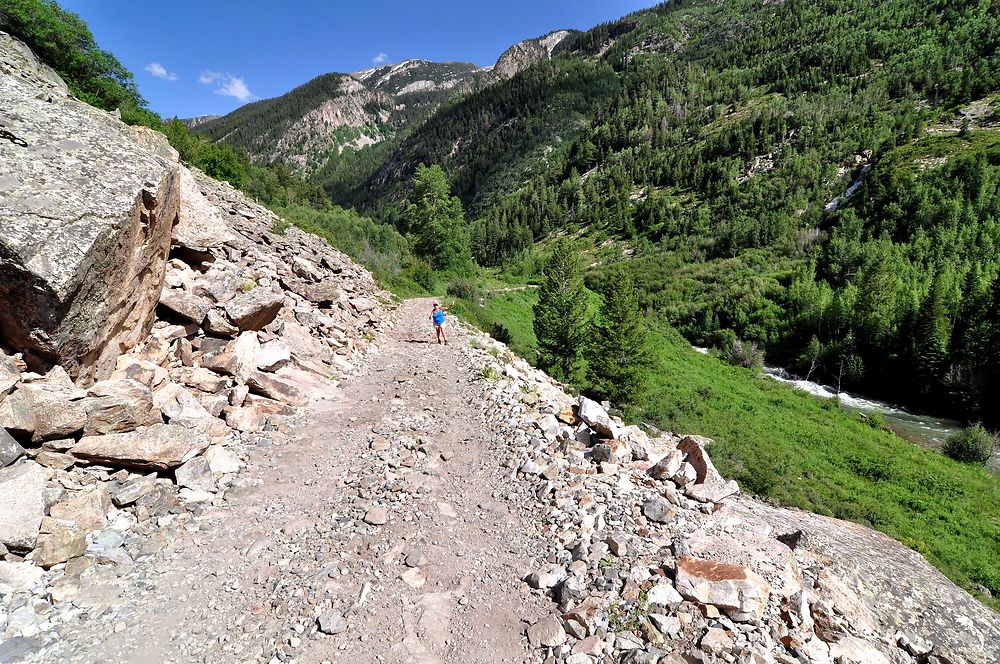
[0,462,46,551]
[0,561,44,594]
[280,321,332,374]
[203,308,239,337]
[204,445,241,475]
[108,472,157,507]
[4,383,87,442]
[256,339,291,372]
[224,288,284,331]
[48,487,112,533]
[179,367,229,394]
[578,397,620,439]
[674,555,772,621]
[172,166,235,251]
[685,480,740,504]
[648,449,683,480]
[232,331,260,383]
[30,521,87,568]
[82,378,161,435]
[174,456,216,493]
[72,423,210,470]
[527,616,567,648]
[154,382,228,437]
[245,371,309,407]
[678,435,724,485]
[159,288,212,324]
[0,428,25,467]
[0,32,180,382]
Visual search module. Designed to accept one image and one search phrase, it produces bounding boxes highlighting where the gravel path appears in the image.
[37,299,545,664]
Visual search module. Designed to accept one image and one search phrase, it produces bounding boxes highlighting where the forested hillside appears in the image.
[311,0,1000,425]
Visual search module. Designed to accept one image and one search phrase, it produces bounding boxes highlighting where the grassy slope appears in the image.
[443,283,1000,609]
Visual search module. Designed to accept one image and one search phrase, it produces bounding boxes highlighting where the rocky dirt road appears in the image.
[34,299,546,664]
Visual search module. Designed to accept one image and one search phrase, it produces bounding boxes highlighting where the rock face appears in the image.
[0,31,180,383]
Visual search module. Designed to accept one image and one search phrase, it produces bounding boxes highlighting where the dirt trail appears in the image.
[38,299,545,664]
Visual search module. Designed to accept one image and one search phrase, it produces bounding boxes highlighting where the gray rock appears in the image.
[109,472,157,507]
[0,31,180,383]
[4,382,87,442]
[0,560,44,593]
[0,427,24,467]
[685,479,740,504]
[317,610,347,635]
[175,456,216,493]
[0,461,45,551]
[642,498,674,524]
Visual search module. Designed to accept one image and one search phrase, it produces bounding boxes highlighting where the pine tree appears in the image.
[404,164,471,272]
[586,270,651,405]
[533,240,588,381]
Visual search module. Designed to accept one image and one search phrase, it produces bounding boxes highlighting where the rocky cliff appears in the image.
[0,28,392,630]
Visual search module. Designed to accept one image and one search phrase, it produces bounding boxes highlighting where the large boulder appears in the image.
[0,461,46,551]
[72,423,210,470]
[172,166,235,251]
[0,32,180,383]
[674,555,772,622]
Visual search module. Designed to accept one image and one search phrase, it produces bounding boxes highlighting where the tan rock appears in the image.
[30,521,86,568]
[72,424,210,470]
[678,435,724,484]
[172,166,235,250]
[159,288,212,324]
[245,371,308,407]
[675,555,772,622]
[49,487,111,533]
[224,288,284,331]
[648,449,683,480]
[82,378,161,435]
[232,331,260,383]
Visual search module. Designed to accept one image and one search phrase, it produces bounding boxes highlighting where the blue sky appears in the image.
[59,1,657,119]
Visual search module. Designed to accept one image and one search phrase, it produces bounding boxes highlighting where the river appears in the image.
[692,347,1000,472]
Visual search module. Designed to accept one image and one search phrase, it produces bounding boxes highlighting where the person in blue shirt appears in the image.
[430,300,449,345]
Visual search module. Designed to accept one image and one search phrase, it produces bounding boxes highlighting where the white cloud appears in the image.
[145,62,177,81]
[198,70,221,85]
[373,52,390,65]
[198,70,254,102]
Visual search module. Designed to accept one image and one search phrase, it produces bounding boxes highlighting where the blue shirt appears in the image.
[433,310,445,325]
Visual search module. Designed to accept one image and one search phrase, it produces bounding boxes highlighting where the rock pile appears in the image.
[0,30,393,651]
[463,336,998,664]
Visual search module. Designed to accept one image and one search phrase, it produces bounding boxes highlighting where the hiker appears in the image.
[430,301,449,344]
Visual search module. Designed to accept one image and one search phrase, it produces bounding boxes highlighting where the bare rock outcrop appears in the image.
[0,31,180,383]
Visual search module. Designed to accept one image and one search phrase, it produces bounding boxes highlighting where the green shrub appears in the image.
[447,278,481,302]
[408,261,436,292]
[721,337,764,372]
[944,425,996,465]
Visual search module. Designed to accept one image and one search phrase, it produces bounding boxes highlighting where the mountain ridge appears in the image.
[191,29,578,175]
